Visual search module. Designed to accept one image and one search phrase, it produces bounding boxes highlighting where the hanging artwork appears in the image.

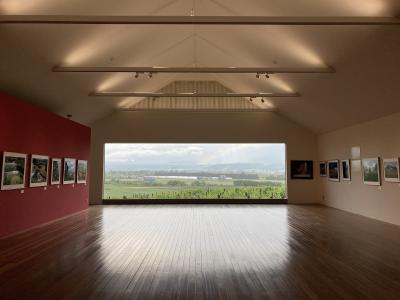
[63,158,76,184]
[77,160,88,184]
[30,155,49,187]
[383,158,400,182]
[1,152,27,190]
[362,158,381,186]
[340,160,351,181]
[328,160,340,182]
[319,162,327,177]
[290,160,313,179]
[51,158,62,185]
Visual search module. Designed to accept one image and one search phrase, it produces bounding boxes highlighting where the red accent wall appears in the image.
[0,92,91,238]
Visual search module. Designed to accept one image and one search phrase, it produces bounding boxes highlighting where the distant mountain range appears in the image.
[105,161,285,173]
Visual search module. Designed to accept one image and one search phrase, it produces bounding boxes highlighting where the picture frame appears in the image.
[290,160,313,180]
[30,155,49,187]
[51,158,62,185]
[1,152,27,190]
[77,160,88,184]
[319,161,327,177]
[63,158,76,184]
[362,158,381,186]
[340,159,351,181]
[383,158,400,183]
[328,160,340,182]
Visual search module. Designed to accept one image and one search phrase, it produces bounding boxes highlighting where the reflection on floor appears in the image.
[1,205,400,299]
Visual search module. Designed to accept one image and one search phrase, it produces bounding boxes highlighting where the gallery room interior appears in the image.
[1,0,400,299]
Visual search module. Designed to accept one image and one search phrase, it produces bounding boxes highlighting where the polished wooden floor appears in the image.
[1,205,400,299]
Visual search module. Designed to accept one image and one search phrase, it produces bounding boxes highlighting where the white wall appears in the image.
[318,112,400,225]
[90,111,318,205]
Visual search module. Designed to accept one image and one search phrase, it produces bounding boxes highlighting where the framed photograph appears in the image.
[63,158,76,184]
[362,158,381,186]
[30,155,49,187]
[77,160,88,184]
[319,162,327,177]
[291,160,313,179]
[383,158,400,182]
[340,160,351,181]
[328,160,340,182]
[1,152,27,190]
[51,158,62,185]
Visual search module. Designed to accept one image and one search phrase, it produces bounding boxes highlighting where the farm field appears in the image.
[103,179,286,200]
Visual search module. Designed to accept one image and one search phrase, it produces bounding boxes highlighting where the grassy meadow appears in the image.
[103,178,286,200]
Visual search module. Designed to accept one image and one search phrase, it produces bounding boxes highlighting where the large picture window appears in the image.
[103,143,286,200]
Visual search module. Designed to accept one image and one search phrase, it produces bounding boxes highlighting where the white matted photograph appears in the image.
[340,160,351,181]
[77,160,88,184]
[328,160,340,182]
[1,152,27,190]
[30,155,49,187]
[362,158,381,186]
[63,158,76,184]
[51,158,62,185]
[383,158,400,183]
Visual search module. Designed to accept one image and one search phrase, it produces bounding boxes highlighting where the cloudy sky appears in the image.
[105,143,285,170]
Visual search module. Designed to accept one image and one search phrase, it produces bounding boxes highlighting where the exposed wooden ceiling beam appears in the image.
[1,15,399,25]
[89,92,300,98]
[54,66,335,74]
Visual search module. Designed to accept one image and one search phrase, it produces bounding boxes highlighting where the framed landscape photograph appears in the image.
[362,158,381,186]
[77,160,88,184]
[63,158,76,184]
[1,152,27,190]
[340,160,351,181]
[30,155,49,187]
[51,158,62,185]
[328,160,340,182]
[383,158,400,183]
[291,160,313,179]
[319,162,327,177]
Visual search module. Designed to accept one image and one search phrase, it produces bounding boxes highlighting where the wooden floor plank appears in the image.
[1,205,400,299]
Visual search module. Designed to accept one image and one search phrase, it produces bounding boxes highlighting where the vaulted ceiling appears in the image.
[0,0,399,133]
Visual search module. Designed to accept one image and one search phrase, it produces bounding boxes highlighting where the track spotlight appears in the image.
[265,74,270,79]
[148,72,153,78]
[249,97,253,102]
[134,72,139,78]
[261,98,265,103]
[256,73,260,79]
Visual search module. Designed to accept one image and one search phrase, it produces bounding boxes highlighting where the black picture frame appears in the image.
[291,160,313,180]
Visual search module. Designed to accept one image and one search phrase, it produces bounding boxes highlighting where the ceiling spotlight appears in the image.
[265,74,270,79]
[148,72,153,78]
[256,73,260,79]
[134,72,139,78]
[249,97,253,102]
[261,98,265,103]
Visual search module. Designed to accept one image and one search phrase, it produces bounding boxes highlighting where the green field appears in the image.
[103,180,286,200]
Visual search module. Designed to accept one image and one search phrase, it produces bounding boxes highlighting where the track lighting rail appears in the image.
[1,16,399,25]
[89,92,300,98]
[53,66,335,74]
